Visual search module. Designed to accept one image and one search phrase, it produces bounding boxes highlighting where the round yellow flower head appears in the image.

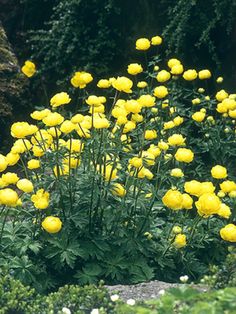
[182,193,193,209]
[218,203,231,219]
[183,69,197,81]
[220,180,236,194]
[0,154,8,172]
[164,121,175,130]
[97,79,111,88]
[0,188,18,206]
[167,58,181,69]
[170,168,184,178]
[198,69,211,80]
[216,76,223,83]
[136,38,151,50]
[1,172,19,185]
[125,100,142,114]
[171,64,184,75]
[43,112,64,127]
[174,234,187,248]
[129,157,143,168]
[131,113,143,123]
[184,180,202,197]
[27,159,40,170]
[192,98,201,105]
[127,63,143,75]
[192,111,206,122]
[144,130,158,140]
[21,60,36,78]
[195,193,221,217]
[11,122,38,139]
[216,89,229,102]
[137,81,148,88]
[158,140,169,151]
[112,76,133,93]
[198,88,205,93]
[156,70,171,83]
[211,165,227,179]
[50,92,71,108]
[111,183,126,197]
[172,226,182,234]
[71,71,93,88]
[60,120,75,134]
[17,179,34,193]
[162,189,183,210]
[31,189,50,209]
[6,152,20,166]
[153,86,168,99]
[31,109,51,121]
[151,35,162,45]
[174,148,194,163]
[168,134,185,146]
[42,216,62,234]
[220,224,236,242]
[138,94,155,107]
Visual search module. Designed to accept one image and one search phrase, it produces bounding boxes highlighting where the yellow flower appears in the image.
[218,203,231,219]
[0,154,8,172]
[21,60,36,77]
[17,179,34,193]
[43,112,64,127]
[138,95,156,107]
[97,79,111,88]
[171,64,184,75]
[137,81,148,88]
[125,100,142,114]
[129,157,143,168]
[0,188,19,206]
[184,180,202,197]
[60,120,75,134]
[162,189,183,210]
[151,35,162,45]
[111,183,126,197]
[173,116,184,126]
[31,109,51,121]
[220,181,236,194]
[137,167,153,180]
[1,172,19,185]
[211,165,227,179]
[136,38,151,50]
[50,92,71,108]
[53,164,69,177]
[27,159,40,170]
[170,168,184,178]
[156,70,171,83]
[195,193,221,217]
[100,164,118,181]
[201,182,215,194]
[174,234,187,248]
[192,111,206,122]
[168,134,185,146]
[42,216,62,234]
[71,71,93,88]
[11,122,38,138]
[5,152,20,166]
[182,193,193,209]
[66,139,83,153]
[164,121,175,130]
[167,59,181,68]
[127,63,143,75]
[31,189,50,209]
[216,77,223,83]
[198,69,211,80]
[174,148,194,163]
[220,224,236,242]
[192,98,201,105]
[93,116,110,129]
[172,226,182,234]
[123,121,136,133]
[131,113,143,123]
[144,130,157,140]
[153,86,168,98]
[216,90,228,102]
[112,76,133,93]
[183,69,197,81]
[158,140,169,151]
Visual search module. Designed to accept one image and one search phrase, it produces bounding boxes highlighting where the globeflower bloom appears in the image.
[174,148,194,163]
[11,122,38,138]
[17,179,34,193]
[31,189,50,209]
[43,112,64,127]
[127,63,143,75]
[162,189,183,210]
[42,216,62,234]
[156,70,171,83]
[71,71,93,88]
[112,76,133,93]
[0,188,19,206]
[136,38,150,50]
[174,234,187,248]
[21,60,36,78]
[192,111,206,122]
[50,92,71,108]
[151,35,162,45]
[198,69,211,80]
[183,69,197,81]
[153,86,168,98]
[170,168,184,178]
[220,224,236,242]
[211,165,227,179]
[195,193,221,217]
[111,183,126,197]
[168,134,185,146]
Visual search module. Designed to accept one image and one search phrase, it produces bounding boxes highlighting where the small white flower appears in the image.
[110,294,119,302]
[90,309,99,314]
[158,289,165,296]
[62,308,71,314]
[180,275,189,283]
[126,299,136,306]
